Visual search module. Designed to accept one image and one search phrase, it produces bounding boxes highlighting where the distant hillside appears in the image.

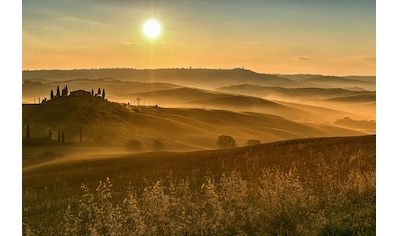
[22,95,366,150]
[301,76,375,91]
[275,74,322,81]
[22,68,298,89]
[276,74,375,91]
[22,69,376,107]
[217,84,373,100]
[278,74,376,83]
[118,87,283,108]
[115,87,358,122]
[217,84,375,121]
[322,94,376,103]
[343,76,376,83]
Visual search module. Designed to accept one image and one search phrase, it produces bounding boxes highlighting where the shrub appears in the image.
[246,139,261,146]
[125,140,143,151]
[216,135,236,148]
[152,140,163,150]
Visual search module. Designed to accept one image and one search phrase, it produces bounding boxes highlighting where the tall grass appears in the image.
[23,139,376,235]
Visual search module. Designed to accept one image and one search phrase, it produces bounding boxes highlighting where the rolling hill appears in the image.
[22,95,367,152]
[22,68,376,235]
[22,68,299,90]
[217,84,375,101]
[22,134,376,235]
[22,69,376,123]
[301,76,375,91]
[23,69,376,93]
[277,74,376,90]
[114,86,363,122]
[217,84,376,120]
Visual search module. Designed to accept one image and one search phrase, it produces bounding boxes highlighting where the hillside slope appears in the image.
[22,68,298,90]
[22,96,366,150]
[23,134,375,235]
[23,134,375,173]
[115,87,359,122]
[217,84,375,120]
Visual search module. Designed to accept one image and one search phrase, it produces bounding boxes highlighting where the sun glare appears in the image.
[142,19,161,39]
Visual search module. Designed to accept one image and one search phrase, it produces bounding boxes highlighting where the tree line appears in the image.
[90,88,106,98]
[47,85,69,102]
[24,125,83,144]
[42,85,106,103]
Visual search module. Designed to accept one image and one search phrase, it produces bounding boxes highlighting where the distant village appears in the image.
[40,85,106,103]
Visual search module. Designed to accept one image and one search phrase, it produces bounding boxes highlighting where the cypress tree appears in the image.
[65,85,68,96]
[26,125,30,139]
[91,89,94,96]
[50,90,54,99]
[98,88,101,95]
[102,88,105,99]
[56,86,60,97]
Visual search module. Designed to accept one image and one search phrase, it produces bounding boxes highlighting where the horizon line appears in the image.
[21,67,376,77]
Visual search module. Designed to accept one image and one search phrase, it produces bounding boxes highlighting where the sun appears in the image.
[142,19,162,39]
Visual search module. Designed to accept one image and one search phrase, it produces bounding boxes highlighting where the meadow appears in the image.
[22,135,375,235]
[22,68,376,235]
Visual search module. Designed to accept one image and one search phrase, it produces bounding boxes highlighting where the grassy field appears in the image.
[22,135,375,235]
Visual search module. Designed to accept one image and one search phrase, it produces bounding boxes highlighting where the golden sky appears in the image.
[23,0,375,76]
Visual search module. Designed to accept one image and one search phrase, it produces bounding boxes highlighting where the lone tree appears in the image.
[246,139,261,146]
[217,135,236,148]
[125,140,143,151]
[102,88,105,99]
[152,140,163,150]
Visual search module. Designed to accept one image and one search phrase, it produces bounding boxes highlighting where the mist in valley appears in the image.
[21,65,378,236]
[22,68,376,170]
[22,69,376,235]
[19,0,379,232]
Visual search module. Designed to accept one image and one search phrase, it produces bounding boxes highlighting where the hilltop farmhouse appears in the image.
[43,86,106,103]
[69,90,92,97]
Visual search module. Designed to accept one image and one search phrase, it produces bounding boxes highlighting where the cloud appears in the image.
[60,17,103,25]
[362,57,376,61]
[299,56,311,61]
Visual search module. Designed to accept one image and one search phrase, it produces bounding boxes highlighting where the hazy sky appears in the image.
[23,0,375,75]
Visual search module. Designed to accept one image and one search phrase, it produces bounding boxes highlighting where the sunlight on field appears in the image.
[23,136,376,235]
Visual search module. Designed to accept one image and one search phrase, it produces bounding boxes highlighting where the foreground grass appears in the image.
[23,135,376,235]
